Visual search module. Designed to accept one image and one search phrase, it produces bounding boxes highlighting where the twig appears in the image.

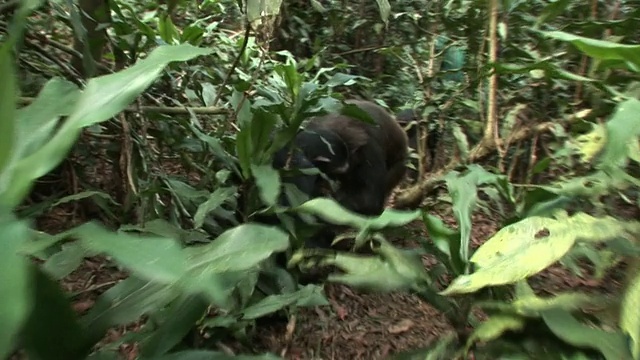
[17,97,228,115]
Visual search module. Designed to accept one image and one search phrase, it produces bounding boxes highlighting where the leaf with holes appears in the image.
[441,213,630,295]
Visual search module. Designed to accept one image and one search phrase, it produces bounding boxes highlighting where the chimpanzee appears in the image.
[292,99,409,217]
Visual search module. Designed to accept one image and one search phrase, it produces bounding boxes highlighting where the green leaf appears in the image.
[15,78,81,159]
[0,41,18,193]
[241,284,328,320]
[295,197,420,230]
[621,267,640,359]
[42,242,90,280]
[2,44,213,208]
[75,222,189,284]
[444,165,510,263]
[184,224,289,273]
[0,215,33,359]
[542,309,632,360]
[140,295,210,358]
[251,164,281,207]
[158,14,180,44]
[193,186,238,229]
[465,314,525,351]
[542,31,640,71]
[81,277,180,341]
[375,0,390,25]
[598,98,640,169]
[441,213,628,295]
[306,238,429,292]
[22,266,93,360]
[421,213,464,275]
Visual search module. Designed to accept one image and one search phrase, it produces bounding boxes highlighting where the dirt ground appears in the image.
[34,197,626,360]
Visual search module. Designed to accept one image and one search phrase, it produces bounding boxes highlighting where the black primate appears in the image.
[255,100,411,251]
[293,99,409,217]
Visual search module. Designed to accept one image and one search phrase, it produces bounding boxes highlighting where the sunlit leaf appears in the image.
[251,164,280,207]
[465,314,525,351]
[441,213,629,295]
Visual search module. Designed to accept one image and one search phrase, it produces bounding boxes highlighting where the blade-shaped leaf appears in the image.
[2,44,213,208]
[0,215,33,359]
[22,266,93,360]
[542,308,631,360]
[75,222,189,284]
[621,268,640,359]
[140,295,210,358]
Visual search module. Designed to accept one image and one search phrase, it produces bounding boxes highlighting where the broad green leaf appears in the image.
[140,295,210,358]
[81,277,180,340]
[443,213,630,295]
[542,309,632,360]
[178,270,257,311]
[421,213,464,275]
[507,289,601,317]
[2,44,213,208]
[542,31,640,71]
[598,98,640,169]
[15,78,81,159]
[42,242,90,280]
[158,14,180,44]
[0,215,33,359]
[296,197,369,227]
[22,266,92,360]
[251,164,280,207]
[465,314,525,351]
[193,186,238,228]
[241,284,328,320]
[76,222,189,284]
[621,268,640,359]
[308,238,429,292]
[274,58,301,99]
[296,197,419,230]
[184,223,289,272]
[444,165,509,262]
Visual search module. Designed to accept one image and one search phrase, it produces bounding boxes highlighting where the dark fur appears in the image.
[298,100,409,216]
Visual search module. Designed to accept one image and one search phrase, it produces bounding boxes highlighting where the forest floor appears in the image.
[35,191,627,360]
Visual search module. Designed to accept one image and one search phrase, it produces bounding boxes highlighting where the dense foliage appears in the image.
[1,0,640,359]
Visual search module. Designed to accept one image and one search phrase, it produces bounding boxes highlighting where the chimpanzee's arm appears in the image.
[334,143,387,216]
